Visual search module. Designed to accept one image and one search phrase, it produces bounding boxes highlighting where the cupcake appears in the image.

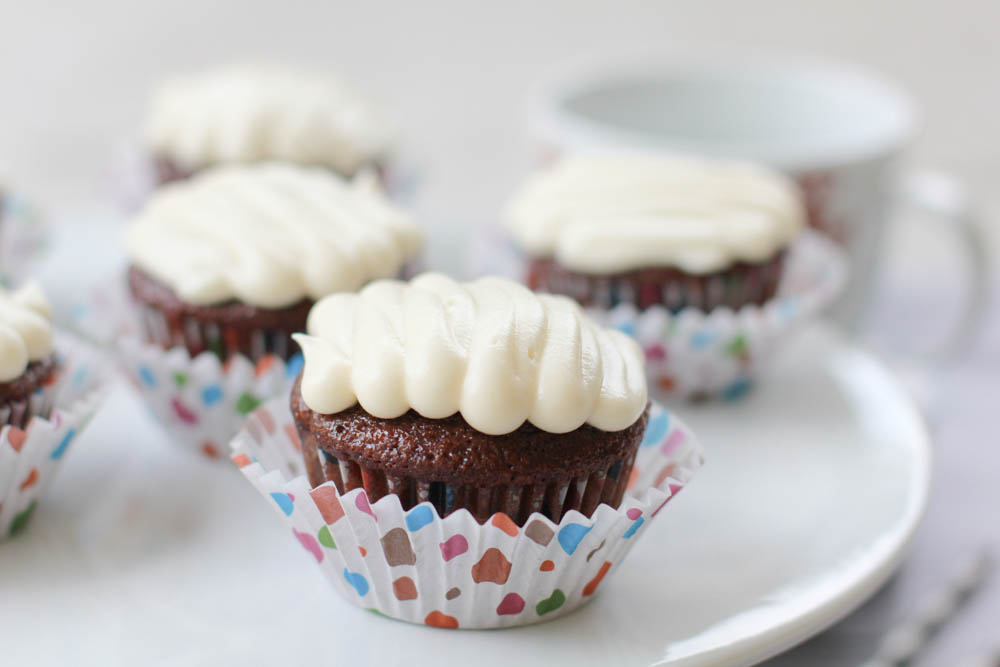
[0,282,106,538]
[0,282,57,426]
[124,162,423,362]
[504,152,805,312]
[143,64,394,186]
[291,272,649,525]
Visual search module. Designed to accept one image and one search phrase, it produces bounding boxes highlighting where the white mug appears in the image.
[526,53,986,351]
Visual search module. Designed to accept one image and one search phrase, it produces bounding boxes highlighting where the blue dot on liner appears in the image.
[270,492,294,516]
[690,331,717,349]
[723,378,753,402]
[138,365,156,387]
[405,505,434,532]
[201,385,223,406]
[557,523,592,555]
[343,568,369,596]
[285,353,304,379]
[50,428,76,460]
[640,412,670,448]
[623,517,645,539]
[71,367,89,388]
[616,322,636,337]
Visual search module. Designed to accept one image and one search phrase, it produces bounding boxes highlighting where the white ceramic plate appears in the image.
[0,324,930,666]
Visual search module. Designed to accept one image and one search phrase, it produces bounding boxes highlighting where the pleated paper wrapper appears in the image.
[0,335,108,539]
[73,281,302,460]
[231,396,704,629]
[469,230,847,400]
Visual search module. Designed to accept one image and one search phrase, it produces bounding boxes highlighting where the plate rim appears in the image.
[655,337,933,666]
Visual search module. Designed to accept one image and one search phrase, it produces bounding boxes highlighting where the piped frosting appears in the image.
[0,281,53,382]
[144,64,395,174]
[294,273,648,435]
[504,152,805,274]
[124,163,423,308]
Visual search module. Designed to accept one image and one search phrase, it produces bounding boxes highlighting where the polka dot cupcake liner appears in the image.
[73,281,302,460]
[231,396,704,629]
[588,231,846,400]
[0,334,108,540]
[0,193,49,285]
[117,336,302,460]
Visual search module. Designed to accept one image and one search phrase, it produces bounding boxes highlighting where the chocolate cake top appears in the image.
[0,281,52,382]
[144,63,394,175]
[124,163,422,309]
[504,152,804,275]
[293,273,648,436]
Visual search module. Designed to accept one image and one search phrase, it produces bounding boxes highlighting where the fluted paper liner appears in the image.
[73,281,302,460]
[0,334,108,539]
[231,396,704,629]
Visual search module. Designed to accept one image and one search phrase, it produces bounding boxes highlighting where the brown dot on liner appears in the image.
[380,527,417,566]
[586,539,606,562]
[471,548,512,585]
[445,587,461,600]
[393,576,418,601]
[525,520,554,546]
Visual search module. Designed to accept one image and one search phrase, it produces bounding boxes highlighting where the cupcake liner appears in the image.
[0,193,49,285]
[73,280,302,459]
[231,396,703,629]
[134,301,302,361]
[0,334,108,539]
[589,231,847,399]
[469,230,847,400]
[302,429,638,526]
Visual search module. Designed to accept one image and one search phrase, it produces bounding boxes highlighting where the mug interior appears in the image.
[545,60,915,169]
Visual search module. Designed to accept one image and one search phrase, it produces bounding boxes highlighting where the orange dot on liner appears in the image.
[201,443,219,459]
[231,453,252,468]
[490,513,519,537]
[583,561,612,597]
[540,560,555,572]
[19,468,39,492]
[359,547,367,557]
[657,376,675,391]
[424,611,459,629]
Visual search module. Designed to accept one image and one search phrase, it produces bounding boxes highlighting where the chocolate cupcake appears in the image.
[504,152,805,312]
[124,163,422,361]
[0,281,57,427]
[144,64,394,185]
[291,273,649,525]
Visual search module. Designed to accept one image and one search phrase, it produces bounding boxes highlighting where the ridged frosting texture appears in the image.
[144,64,394,175]
[0,281,53,382]
[504,152,805,274]
[124,163,423,308]
[294,273,648,435]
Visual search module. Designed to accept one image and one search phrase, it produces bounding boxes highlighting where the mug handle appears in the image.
[894,168,990,359]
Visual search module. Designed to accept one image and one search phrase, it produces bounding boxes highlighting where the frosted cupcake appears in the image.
[291,273,649,525]
[144,64,394,185]
[124,163,422,361]
[0,282,57,427]
[504,152,805,312]
[0,282,106,538]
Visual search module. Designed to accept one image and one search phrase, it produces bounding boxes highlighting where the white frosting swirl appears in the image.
[0,281,53,382]
[505,152,805,274]
[124,163,423,308]
[294,273,648,435]
[144,64,395,175]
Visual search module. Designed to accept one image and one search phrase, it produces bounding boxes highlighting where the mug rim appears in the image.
[527,51,918,172]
